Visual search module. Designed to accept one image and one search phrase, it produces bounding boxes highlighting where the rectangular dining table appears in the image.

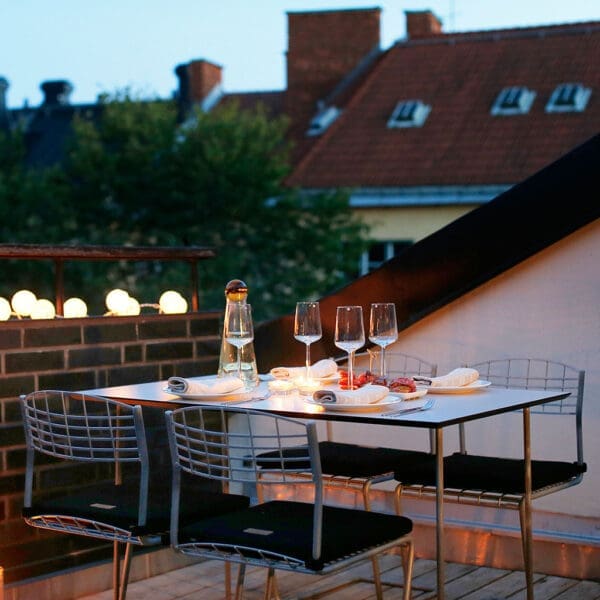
[81,378,570,600]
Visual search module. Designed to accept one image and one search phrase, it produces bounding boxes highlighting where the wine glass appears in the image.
[294,301,322,381]
[369,302,398,378]
[224,303,254,385]
[334,305,365,389]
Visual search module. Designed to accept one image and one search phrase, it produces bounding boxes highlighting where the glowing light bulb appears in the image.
[123,297,141,316]
[159,290,188,314]
[11,290,37,317]
[0,297,11,321]
[30,299,56,320]
[106,289,130,315]
[64,297,88,318]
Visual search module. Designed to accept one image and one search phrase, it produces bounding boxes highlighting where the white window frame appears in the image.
[387,100,431,128]
[491,86,536,116]
[545,83,591,113]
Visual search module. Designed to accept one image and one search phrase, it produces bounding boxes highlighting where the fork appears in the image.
[386,397,435,417]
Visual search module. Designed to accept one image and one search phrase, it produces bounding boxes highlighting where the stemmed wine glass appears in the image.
[334,305,365,389]
[224,303,254,386]
[294,301,322,381]
[369,302,398,378]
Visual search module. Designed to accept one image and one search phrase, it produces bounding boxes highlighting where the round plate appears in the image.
[306,388,427,411]
[425,380,492,394]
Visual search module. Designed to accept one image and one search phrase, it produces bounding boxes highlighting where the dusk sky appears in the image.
[2,0,599,108]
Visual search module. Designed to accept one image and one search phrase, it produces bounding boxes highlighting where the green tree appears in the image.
[1,92,369,320]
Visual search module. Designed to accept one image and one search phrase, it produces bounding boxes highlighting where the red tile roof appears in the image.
[287,21,600,189]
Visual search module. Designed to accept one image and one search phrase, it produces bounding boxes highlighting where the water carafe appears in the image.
[217,279,259,388]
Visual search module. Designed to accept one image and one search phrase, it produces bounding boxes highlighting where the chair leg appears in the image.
[112,541,121,600]
[112,540,133,600]
[235,563,247,600]
[519,500,534,600]
[400,539,415,600]
[264,567,281,600]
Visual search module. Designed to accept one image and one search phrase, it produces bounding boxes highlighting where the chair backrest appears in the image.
[20,390,149,521]
[467,358,585,463]
[165,406,324,558]
[336,349,437,378]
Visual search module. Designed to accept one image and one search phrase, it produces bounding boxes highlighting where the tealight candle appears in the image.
[295,377,321,396]
[268,379,295,395]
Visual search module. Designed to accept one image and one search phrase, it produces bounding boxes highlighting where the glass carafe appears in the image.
[217,279,258,389]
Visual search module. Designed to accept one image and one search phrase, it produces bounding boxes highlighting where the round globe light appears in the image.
[123,297,141,316]
[105,289,131,315]
[0,297,11,321]
[30,299,56,320]
[159,290,188,314]
[64,297,88,318]
[11,290,38,317]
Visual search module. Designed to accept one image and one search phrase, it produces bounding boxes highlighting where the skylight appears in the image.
[306,106,341,136]
[545,83,591,113]
[491,86,536,116]
[387,100,431,128]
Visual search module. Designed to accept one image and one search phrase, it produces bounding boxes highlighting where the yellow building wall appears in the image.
[355,205,477,242]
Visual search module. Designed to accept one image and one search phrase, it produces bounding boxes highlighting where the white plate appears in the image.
[425,380,492,394]
[163,378,256,402]
[306,388,427,411]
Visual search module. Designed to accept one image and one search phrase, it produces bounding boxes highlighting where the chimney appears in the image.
[0,77,9,130]
[405,10,443,39]
[285,8,381,136]
[175,59,223,119]
[41,80,73,106]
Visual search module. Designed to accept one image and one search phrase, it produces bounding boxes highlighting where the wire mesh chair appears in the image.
[20,390,249,600]
[392,358,586,599]
[165,405,415,600]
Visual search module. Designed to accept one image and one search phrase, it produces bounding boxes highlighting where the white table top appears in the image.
[83,379,570,429]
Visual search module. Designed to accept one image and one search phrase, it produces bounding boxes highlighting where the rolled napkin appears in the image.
[271,358,338,380]
[313,384,389,405]
[166,376,244,395]
[425,367,479,388]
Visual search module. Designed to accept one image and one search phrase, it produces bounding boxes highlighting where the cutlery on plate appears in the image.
[386,397,435,417]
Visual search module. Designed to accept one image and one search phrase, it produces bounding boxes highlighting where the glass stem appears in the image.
[305,343,311,380]
[349,350,355,389]
[381,346,386,378]
[236,347,242,379]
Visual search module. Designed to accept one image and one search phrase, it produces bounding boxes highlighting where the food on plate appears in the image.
[338,370,417,393]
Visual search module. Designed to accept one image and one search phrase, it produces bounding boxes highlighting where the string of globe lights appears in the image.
[0,288,188,321]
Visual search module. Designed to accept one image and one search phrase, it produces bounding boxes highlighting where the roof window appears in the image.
[491,86,536,116]
[306,106,341,136]
[545,83,591,113]
[387,100,431,128]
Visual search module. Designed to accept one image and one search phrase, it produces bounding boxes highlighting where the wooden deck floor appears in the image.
[78,554,600,600]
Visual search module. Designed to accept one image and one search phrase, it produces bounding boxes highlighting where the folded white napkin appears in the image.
[429,368,479,388]
[271,358,338,380]
[166,376,244,395]
[313,384,389,405]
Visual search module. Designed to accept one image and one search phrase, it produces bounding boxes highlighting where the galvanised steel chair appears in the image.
[165,405,415,600]
[392,358,586,600]
[21,390,249,600]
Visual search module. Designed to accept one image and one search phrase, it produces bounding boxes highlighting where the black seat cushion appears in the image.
[258,441,435,479]
[394,452,587,495]
[178,500,412,571]
[23,479,250,538]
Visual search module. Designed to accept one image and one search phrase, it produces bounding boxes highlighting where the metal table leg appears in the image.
[436,427,446,600]
[523,408,534,600]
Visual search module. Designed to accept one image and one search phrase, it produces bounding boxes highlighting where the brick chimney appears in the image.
[40,80,73,106]
[0,77,9,130]
[175,59,223,119]
[405,10,443,39]
[285,8,381,139]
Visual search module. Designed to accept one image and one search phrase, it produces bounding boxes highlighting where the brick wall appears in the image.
[0,311,221,526]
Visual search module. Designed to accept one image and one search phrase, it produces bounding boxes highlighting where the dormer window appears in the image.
[387,100,431,128]
[491,86,536,116]
[545,83,591,113]
[306,106,341,136]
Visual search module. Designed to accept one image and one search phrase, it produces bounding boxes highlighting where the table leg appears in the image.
[523,408,533,600]
[435,427,445,600]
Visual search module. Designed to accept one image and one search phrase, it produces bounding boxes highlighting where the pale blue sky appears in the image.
[2,0,599,108]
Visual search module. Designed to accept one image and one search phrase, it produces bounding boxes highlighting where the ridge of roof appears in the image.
[394,20,600,48]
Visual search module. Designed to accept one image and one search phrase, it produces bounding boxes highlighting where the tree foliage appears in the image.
[0,93,369,320]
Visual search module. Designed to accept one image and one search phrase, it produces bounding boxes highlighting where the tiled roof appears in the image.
[287,22,600,189]
[219,91,284,118]
[256,133,600,371]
